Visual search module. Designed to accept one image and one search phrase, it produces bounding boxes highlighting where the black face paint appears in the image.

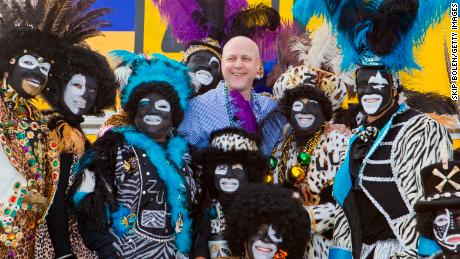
[8,54,50,98]
[63,73,99,115]
[187,51,222,94]
[356,68,394,116]
[134,92,172,142]
[245,224,282,259]
[433,208,460,254]
[290,98,325,137]
[213,163,249,199]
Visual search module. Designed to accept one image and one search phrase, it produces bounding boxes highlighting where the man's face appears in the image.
[187,51,222,94]
[245,224,283,259]
[433,208,460,254]
[63,73,98,115]
[221,37,260,92]
[213,163,249,198]
[290,98,325,137]
[134,92,172,142]
[356,68,395,116]
[8,54,51,98]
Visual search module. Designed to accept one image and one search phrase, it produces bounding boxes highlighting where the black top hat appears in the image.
[415,161,460,212]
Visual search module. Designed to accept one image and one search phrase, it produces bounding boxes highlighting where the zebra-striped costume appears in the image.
[70,131,199,258]
[330,103,452,259]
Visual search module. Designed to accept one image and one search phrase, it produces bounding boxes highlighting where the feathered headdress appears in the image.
[293,0,451,72]
[152,0,247,62]
[110,50,194,111]
[152,0,281,63]
[0,0,111,98]
[273,24,353,111]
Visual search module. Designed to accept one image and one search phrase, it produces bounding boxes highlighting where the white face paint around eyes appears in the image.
[368,71,389,90]
[18,55,39,69]
[219,178,240,192]
[268,225,283,243]
[209,56,220,66]
[154,99,171,112]
[434,213,450,227]
[64,74,87,115]
[232,163,243,170]
[18,55,50,76]
[215,164,228,175]
[292,100,304,112]
[39,62,51,76]
[251,240,278,259]
[361,94,383,115]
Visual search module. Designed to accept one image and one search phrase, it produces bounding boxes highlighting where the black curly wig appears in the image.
[416,211,437,240]
[0,28,69,97]
[226,184,310,258]
[43,45,118,117]
[124,83,183,127]
[279,84,333,121]
[198,128,267,199]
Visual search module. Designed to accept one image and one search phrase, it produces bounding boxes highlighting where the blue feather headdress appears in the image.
[293,0,451,72]
[109,50,194,110]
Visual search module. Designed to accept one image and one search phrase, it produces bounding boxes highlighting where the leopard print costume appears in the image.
[271,128,348,258]
[34,216,97,259]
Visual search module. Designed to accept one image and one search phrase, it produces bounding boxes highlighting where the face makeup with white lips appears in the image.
[134,92,172,142]
[213,163,249,198]
[433,208,460,254]
[63,73,98,115]
[8,54,51,98]
[290,98,325,137]
[245,224,283,259]
[356,68,395,117]
[187,51,222,94]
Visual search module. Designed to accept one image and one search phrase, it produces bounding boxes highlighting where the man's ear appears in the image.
[393,88,398,97]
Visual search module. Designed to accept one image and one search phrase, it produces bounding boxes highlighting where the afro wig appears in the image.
[124,83,184,127]
[43,45,118,117]
[0,28,69,95]
[198,128,267,199]
[226,184,310,258]
[279,84,333,121]
[416,211,437,240]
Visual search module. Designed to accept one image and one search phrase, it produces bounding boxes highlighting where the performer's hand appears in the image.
[23,194,49,211]
[328,123,352,135]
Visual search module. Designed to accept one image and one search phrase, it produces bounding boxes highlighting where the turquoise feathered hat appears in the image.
[110,50,194,110]
[293,0,451,72]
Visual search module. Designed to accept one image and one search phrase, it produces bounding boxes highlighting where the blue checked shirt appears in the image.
[178,81,286,156]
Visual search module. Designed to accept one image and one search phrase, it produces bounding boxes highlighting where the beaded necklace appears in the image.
[223,83,260,127]
[267,124,326,185]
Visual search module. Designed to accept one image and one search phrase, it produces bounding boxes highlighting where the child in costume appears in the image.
[193,127,266,258]
[226,183,311,259]
[415,160,460,259]
[68,52,198,258]
[293,0,453,257]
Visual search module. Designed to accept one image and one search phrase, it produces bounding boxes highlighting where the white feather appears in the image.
[304,24,341,74]
[114,65,132,89]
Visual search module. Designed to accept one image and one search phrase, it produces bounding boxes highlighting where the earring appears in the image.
[9,58,16,65]
[256,65,264,80]
[167,126,177,138]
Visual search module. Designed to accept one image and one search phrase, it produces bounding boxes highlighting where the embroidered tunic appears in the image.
[0,83,59,258]
[271,127,348,258]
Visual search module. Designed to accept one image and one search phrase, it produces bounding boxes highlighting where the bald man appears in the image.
[179,36,286,156]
